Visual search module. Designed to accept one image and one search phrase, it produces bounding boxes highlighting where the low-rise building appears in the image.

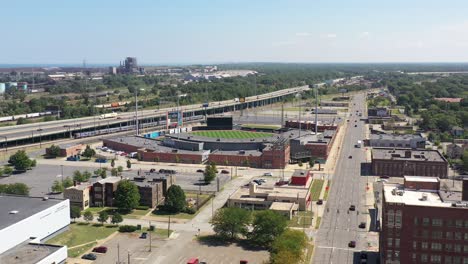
[446,143,468,159]
[45,143,84,157]
[227,179,311,219]
[63,183,91,210]
[380,177,468,264]
[91,177,121,207]
[451,126,465,137]
[371,148,448,178]
[132,179,164,208]
[368,107,390,117]
[0,195,70,263]
[290,130,338,160]
[369,134,426,149]
[290,170,311,186]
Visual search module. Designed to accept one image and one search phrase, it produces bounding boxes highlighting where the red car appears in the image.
[92,246,108,253]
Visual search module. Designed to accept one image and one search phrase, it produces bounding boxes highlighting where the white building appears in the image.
[369,134,426,149]
[0,195,70,264]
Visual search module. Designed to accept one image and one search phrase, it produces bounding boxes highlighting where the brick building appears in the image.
[285,120,338,132]
[380,177,468,264]
[369,134,426,149]
[290,129,338,160]
[63,183,91,210]
[371,148,448,178]
[132,180,164,208]
[91,177,121,207]
[46,143,84,157]
[290,170,311,186]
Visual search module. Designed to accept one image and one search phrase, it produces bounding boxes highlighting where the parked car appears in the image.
[66,156,80,161]
[316,199,323,205]
[258,179,266,183]
[149,168,156,173]
[349,205,356,211]
[348,155,352,159]
[187,258,199,264]
[380,176,390,179]
[120,152,128,156]
[196,169,204,173]
[263,172,273,177]
[92,246,108,253]
[348,241,356,248]
[221,170,229,174]
[159,169,176,174]
[354,124,357,127]
[95,158,107,163]
[140,232,148,239]
[252,180,262,185]
[275,180,289,186]
[82,253,97,260]
[359,222,366,229]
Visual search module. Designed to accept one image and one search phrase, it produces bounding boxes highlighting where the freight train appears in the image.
[0,111,58,123]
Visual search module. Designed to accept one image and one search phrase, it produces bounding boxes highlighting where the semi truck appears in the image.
[99,112,118,119]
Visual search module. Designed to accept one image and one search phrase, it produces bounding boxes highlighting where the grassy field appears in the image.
[310,179,325,201]
[191,130,273,139]
[323,181,332,201]
[315,216,322,229]
[289,211,313,228]
[47,223,118,257]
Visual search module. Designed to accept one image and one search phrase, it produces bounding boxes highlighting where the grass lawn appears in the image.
[315,216,322,229]
[99,207,151,219]
[289,211,313,228]
[310,179,324,201]
[323,181,332,201]
[191,130,272,139]
[152,193,213,220]
[241,124,281,130]
[83,207,109,215]
[68,242,97,258]
[304,243,315,264]
[47,223,118,257]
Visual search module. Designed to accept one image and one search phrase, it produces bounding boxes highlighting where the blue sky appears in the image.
[2,0,468,64]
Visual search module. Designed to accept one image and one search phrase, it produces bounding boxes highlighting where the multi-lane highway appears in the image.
[313,92,373,264]
[0,85,309,143]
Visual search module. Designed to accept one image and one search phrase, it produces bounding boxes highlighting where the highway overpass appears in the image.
[0,85,310,147]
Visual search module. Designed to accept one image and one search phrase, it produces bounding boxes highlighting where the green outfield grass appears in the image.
[191,130,273,139]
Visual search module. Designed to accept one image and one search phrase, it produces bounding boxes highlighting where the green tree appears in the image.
[270,229,308,264]
[8,150,34,171]
[83,171,92,181]
[83,211,94,223]
[97,211,109,225]
[82,145,96,159]
[308,157,316,168]
[298,160,303,167]
[111,168,118,176]
[51,180,64,193]
[111,213,123,225]
[210,207,251,240]
[63,177,74,188]
[117,166,123,174]
[462,150,468,171]
[248,210,288,247]
[3,166,13,176]
[204,163,216,183]
[115,180,140,213]
[47,145,61,157]
[70,206,81,222]
[73,170,86,182]
[164,185,186,213]
[126,159,132,169]
[111,159,115,168]
[0,183,30,195]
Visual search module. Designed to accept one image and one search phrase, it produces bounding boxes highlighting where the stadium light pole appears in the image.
[295,92,302,138]
[135,88,145,136]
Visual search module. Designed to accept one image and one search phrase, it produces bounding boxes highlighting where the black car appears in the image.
[316,199,323,205]
[348,155,352,159]
[359,222,366,228]
[196,169,204,173]
[349,205,356,211]
[82,253,97,260]
[140,232,148,239]
[348,241,356,248]
[354,124,357,127]
[380,175,390,179]
[149,168,156,173]
[221,170,229,174]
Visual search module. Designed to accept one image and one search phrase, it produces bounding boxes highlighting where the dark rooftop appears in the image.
[0,195,65,230]
[372,148,446,162]
[0,242,62,264]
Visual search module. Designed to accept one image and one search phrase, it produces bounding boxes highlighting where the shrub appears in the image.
[184,207,197,215]
[118,225,137,233]
[135,205,149,210]
[149,225,155,231]
[136,224,142,230]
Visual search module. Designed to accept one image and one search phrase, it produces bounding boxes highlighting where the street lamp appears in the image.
[37,128,43,148]
[295,92,302,137]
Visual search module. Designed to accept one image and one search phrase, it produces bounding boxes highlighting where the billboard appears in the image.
[167,111,183,129]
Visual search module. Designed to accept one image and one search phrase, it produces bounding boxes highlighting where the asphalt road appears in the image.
[313,92,375,264]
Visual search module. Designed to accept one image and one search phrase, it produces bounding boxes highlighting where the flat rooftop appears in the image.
[372,148,445,162]
[0,195,65,230]
[211,149,262,156]
[97,176,121,184]
[0,242,62,264]
[167,132,278,143]
[269,202,298,211]
[404,176,439,183]
[105,136,206,154]
[383,184,451,208]
[370,134,423,140]
[292,170,309,178]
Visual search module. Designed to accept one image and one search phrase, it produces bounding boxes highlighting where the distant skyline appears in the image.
[2,0,468,64]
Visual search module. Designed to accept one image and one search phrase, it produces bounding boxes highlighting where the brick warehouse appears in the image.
[371,148,448,178]
[380,177,468,264]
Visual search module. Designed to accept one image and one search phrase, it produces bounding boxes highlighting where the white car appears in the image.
[263,172,273,177]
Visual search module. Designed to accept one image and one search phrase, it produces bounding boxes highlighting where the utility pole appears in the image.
[117,243,120,264]
[149,220,152,252]
[135,89,139,135]
[315,86,318,135]
[61,165,64,183]
[167,215,171,238]
[127,251,131,264]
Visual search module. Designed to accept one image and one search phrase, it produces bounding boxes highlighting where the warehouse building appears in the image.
[371,148,448,178]
[368,134,426,149]
[0,195,70,264]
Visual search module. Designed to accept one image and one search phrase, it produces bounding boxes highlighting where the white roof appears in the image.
[384,184,451,208]
[404,176,439,183]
